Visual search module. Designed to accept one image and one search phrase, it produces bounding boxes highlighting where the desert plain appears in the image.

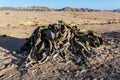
[0,11,120,80]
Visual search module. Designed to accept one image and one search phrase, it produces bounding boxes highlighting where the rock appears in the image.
[75,71,80,77]
[12,51,16,54]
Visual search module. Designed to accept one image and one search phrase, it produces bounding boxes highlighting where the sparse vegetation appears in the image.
[7,24,11,27]
[5,12,10,14]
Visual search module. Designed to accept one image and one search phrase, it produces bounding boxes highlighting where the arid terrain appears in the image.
[0,11,120,80]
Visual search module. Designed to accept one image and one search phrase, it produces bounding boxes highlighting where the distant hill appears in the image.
[0,6,54,11]
[0,6,119,12]
[56,7,101,12]
[113,9,120,12]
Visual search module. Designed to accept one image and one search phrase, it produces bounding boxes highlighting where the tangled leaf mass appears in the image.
[20,20,104,67]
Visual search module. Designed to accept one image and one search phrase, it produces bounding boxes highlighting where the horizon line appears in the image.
[0,6,118,10]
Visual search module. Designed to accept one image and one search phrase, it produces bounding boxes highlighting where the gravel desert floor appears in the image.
[0,11,120,80]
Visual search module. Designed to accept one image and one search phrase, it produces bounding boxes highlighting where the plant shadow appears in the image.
[0,36,27,68]
[0,36,25,52]
[101,31,120,43]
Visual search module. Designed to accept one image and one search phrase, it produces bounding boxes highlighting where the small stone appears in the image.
[12,51,16,54]
[111,42,114,45]
[113,51,118,55]
[106,46,111,49]
[98,54,101,57]
[112,45,118,49]
[67,70,70,73]
[80,69,87,73]
[75,71,80,77]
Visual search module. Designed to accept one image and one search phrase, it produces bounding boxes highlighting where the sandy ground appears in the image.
[0,11,120,80]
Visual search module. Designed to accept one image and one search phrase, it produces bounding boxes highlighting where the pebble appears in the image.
[114,51,119,54]
[80,69,87,73]
[67,70,70,73]
[106,46,111,49]
[12,51,16,54]
[112,45,118,49]
[75,71,80,77]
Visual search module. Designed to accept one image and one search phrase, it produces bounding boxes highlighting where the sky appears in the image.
[0,0,119,10]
